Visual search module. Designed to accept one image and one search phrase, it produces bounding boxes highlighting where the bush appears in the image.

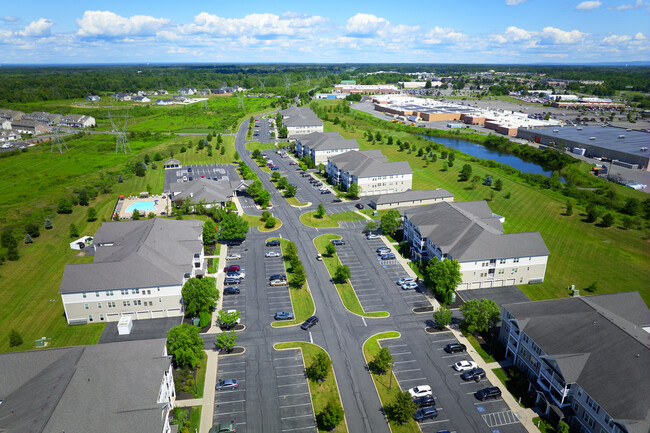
[199,310,212,328]
[69,223,79,238]
[24,234,33,244]
[57,198,73,214]
[44,218,53,229]
[25,222,40,238]
[6,245,19,261]
[9,329,23,347]
[265,216,276,228]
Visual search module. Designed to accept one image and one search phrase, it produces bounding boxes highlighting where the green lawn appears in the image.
[464,333,495,363]
[245,142,277,151]
[492,367,535,408]
[270,238,316,328]
[241,213,282,232]
[285,196,310,207]
[194,354,208,398]
[189,406,202,432]
[314,235,388,318]
[362,332,419,433]
[274,342,348,433]
[300,211,366,228]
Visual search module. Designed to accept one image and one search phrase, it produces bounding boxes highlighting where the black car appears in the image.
[269,274,287,281]
[266,240,280,247]
[413,406,438,422]
[355,203,364,209]
[223,287,240,295]
[320,190,331,194]
[475,386,502,401]
[226,239,243,246]
[331,239,345,246]
[301,315,319,330]
[188,176,193,181]
[461,368,485,382]
[414,394,435,408]
[444,343,467,353]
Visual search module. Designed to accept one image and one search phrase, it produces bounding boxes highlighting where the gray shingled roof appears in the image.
[59,219,202,293]
[373,189,454,205]
[297,131,359,152]
[170,178,245,204]
[329,150,412,178]
[504,293,650,432]
[0,339,171,433]
[404,201,548,261]
[280,106,323,128]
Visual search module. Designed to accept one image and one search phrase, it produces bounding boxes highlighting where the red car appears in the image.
[224,265,240,273]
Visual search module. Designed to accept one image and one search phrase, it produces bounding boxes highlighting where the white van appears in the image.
[182,175,188,182]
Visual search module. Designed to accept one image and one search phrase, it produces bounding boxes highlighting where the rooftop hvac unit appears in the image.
[577,127,583,130]
[553,129,559,132]
[590,137,596,140]
[618,135,625,139]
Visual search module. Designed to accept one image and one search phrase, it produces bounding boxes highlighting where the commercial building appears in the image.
[59,218,204,324]
[169,178,247,208]
[327,149,413,196]
[398,81,443,88]
[517,126,650,171]
[403,201,549,289]
[369,189,454,210]
[314,93,346,99]
[0,338,176,433]
[333,84,399,94]
[499,292,650,433]
[59,114,96,128]
[280,106,324,137]
[295,131,359,165]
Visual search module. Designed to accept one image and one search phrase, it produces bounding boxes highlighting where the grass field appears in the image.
[193,354,208,398]
[314,100,650,306]
[362,332,419,433]
[245,142,277,151]
[188,406,202,433]
[314,235,388,318]
[241,213,282,232]
[274,342,348,433]
[300,210,366,228]
[270,238,316,328]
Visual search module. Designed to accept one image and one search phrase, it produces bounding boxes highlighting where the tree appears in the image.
[285,241,298,258]
[220,146,226,155]
[380,209,401,237]
[69,223,79,238]
[132,210,140,220]
[57,198,73,214]
[255,189,271,207]
[278,125,288,138]
[182,277,218,318]
[423,257,462,304]
[247,179,263,197]
[433,305,453,330]
[317,163,325,174]
[565,200,573,216]
[277,177,288,190]
[118,174,123,183]
[261,210,271,221]
[9,329,23,347]
[284,184,297,198]
[78,189,89,206]
[494,179,503,191]
[372,347,393,374]
[557,421,570,433]
[425,80,432,89]
[325,242,337,256]
[334,264,351,283]
[460,298,500,334]
[585,205,600,223]
[202,221,218,244]
[25,222,40,238]
[44,218,53,230]
[365,221,378,233]
[1,229,16,249]
[320,400,345,430]
[307,352,331,382]
[459,164,473,181]
[390,391,418,424]
[24,234,33,244]
[348,182,360,198]
[215,331,238,352]
[471,175,481,189]
[218,212,249,240]
[600,213,615,227]
[448,153,456,164]
[292,262,307,288]
[271,171,281,182]
[483,175,493,187]
[166,323,204,367]
[86,207,98,222]
[218,309,241,329]
[316,203,326,218]
[6,245,19,261]
[622,198,640,216]
[265,216,276,229]
[134,163,146,177]
[234,151,239,161]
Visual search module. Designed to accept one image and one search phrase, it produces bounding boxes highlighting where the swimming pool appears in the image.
[125,200,157,213]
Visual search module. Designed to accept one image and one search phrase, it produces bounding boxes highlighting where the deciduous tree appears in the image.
[167,324,204,368]
[182,277,218,318]
[423,257,461,304]
[460,298,500,334]
[380,209,401,236]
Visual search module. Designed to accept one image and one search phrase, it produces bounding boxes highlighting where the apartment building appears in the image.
[59,218,204,324]
[499,292,650,433]
[327,149,413,196]
[403,201,548,289]
[59,114,96,128]
[280,106,324,137]
[295,131,359,165]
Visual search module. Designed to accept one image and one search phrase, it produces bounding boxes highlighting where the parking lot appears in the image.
[221,242,249,327]
[264,244,294,323]
[163,163,239,192]
[213,354,248,431]
[272,349,318,432]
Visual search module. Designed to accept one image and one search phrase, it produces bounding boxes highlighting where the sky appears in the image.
[0,0,648,64]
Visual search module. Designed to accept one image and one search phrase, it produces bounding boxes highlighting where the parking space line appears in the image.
[214,399,246,404]
[396,377,427,382]
[281,392,310,397]
[277,383,308,387]
[393,360,418,364]
[213,410,246,416]
[279,402,312,409]
[275,364,304,368]
[394,368,422,373]
[282,427,317,432]
[281,414,314,420]
[277,373,305,378]
[419,419,451,425]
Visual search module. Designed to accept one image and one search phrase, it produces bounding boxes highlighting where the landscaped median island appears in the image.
[241,212,282,232]
[314,234,389,318]
[362,332,419,433]
[269,238,316,328]
[300,210,366,228]
[285,196,310,207]
[274,342,348,433]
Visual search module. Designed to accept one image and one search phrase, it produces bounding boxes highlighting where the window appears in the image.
[96,292,100,297]
[121,289,128,295]
[513,258,520,263]
[499,259,506,264]
[134,300,141,306]
[106,290,114,296]
[88,315,93,322]
[512,268,518,274]
[82,292,87,298]
[498,269,505,274]
[84,304,89,310]
[108,301,116,308]
[123,301,131,307]
[159,298,162,303]
[97,303,102,309]
[584,412,595,428]
[99,314,104,320]
[522,334,529,343]
[132,288,139,294]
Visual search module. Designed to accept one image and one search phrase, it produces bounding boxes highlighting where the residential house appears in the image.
[0,338,176,433]
[402,200,549,289]
[295,131,358,165]
[59,218,204,324]
[11,119,51,135]
[0,109,24,121]
[369,189,454,210]
[22,112,61,125]
[499,292,650,433]
[113,92,134,101]
[327,149,413,196]
[280,106,324,137]
[59,114,96,128]
[156,98,175,106]
[153,89,169,96]
[178,87,197,95]
[132,95,151,103]
[173,95,189,103]
[169,178,248,208]
[86,95,101,101]
[164,158,181,168]
[0,129,20,143]
[1,119,11,129]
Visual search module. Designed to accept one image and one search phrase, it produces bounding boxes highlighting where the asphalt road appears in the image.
[203,116,527,433]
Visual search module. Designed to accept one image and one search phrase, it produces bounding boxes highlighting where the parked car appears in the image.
[355,203,364,209]
[414,394,435,408]
[270,166,279,171]
[320,190,331,194]
[453,360,478,371]
[223,287,240,295]
[377,247,391,254]
[408,385,432,399]
[413,406,438,422]
[215,379,239,391]
[224,277,241,285]
[226,253,241,260]
[316,254,323,261]
[290,161,298,165]
[380,253,396,260]
[225,240,243,246]
[366,233,379,239]
[188,176,193,181]
[274,312,294,320]
[187,167,192,172]
[266,240,280,247]
[397,277,415,285]
[265,251,281,258]
[270,279,287,286]
[475,386,502,401]
[226,271,245,280]
[209,423,236,433]
[444,343,467,353]
[301,315,319,330]
[269,274,287,281]
[402,281,418,290]
[331,239,345,246]
[461,368,486,382]
[224,265,240,273]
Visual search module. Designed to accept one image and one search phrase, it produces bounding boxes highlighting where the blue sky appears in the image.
[0,0,648,64]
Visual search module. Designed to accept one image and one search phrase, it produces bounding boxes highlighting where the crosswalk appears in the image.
[482,410,520,428]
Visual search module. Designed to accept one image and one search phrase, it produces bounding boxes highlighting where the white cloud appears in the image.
[602,34,631,43]
[1,16,20,23]
[18,18,53,37]
[541,27,586,44]
[608,0,648,9]
[505,0,527,5]
[634,32,646,40]
[575,0,602,10]
[345,13,389,36]
[423,26,465,44]
[182,12,327,38]
[504,26,534,41]
[77,10,170,37]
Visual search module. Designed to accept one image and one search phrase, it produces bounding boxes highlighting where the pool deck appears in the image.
[117,195,171,219]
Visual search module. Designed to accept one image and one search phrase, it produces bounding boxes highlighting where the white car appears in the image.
[226,254,241,260]
[270,279,288,286]
[265,251,281,258]
[402,281,418,290]
[408,385,432,399]
[319,186,328,191]
[397,277,415,286]
[453,360,478,371]
[366,233,379,239]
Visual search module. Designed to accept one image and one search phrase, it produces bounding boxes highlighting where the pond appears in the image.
[417,135,557,177]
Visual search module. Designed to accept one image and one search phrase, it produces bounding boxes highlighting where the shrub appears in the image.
[6,245,19,261]
[69,223,79,238]
[182,385,189,392]
[44,218,53,229]
[9,329,23,347]
[25,222,40,238]
[265,216,276,228]
[24,234,33,244]
[199,310,212,328]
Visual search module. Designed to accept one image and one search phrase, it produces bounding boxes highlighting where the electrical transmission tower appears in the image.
[236,92,246,110]
[304,73,311,87]
[51,125,69,154]
[108,111,132,154]
[258,77,266,91]
[283,73,292,93]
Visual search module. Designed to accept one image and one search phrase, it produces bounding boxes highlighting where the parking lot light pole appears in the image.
[389,361,395,390]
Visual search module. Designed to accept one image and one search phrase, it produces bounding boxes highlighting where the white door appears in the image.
[506,279,516,286]
[151,310,164,318]
[107,313,120,322]
[494,280,504,287]
[471,282,481,289]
